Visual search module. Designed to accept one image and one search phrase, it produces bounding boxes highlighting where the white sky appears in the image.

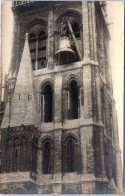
[1,1,124,165]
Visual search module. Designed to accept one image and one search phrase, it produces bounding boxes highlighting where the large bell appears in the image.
[55,37,76,65]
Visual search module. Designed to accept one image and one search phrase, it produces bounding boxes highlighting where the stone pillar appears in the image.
[47,6,54,70]
[80,130,87,174]
[104,40,113,94]
[95,66,102,122]
[88,2,94,60]
[103,85,109,136]
[53,184,62,194]
[99,23,106,78]
[112,101,123,193]
[36,38,39,70]
[83,65,92,120]
[80,126,94,174]
[37,147,42,176]
[91,2,97,62]
[94,126,105,177]
[82,2,90,59]
[53,129,62,174]
[107,140,113,179]
[54,75,62,125]
[99,129,105,177]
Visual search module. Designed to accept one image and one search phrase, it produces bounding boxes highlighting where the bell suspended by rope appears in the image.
[55,37,76,65]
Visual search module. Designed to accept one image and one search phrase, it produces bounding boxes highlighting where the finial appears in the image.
[24,33,29,40]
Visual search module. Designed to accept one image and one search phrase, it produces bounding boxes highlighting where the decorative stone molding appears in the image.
[64,73,82,88]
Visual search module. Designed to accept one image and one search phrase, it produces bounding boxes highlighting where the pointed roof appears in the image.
[1,34,40,129]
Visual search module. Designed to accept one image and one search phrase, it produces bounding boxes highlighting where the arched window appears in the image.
[13,187,27,194]
[28,27,47,70]
[20,136,27,171]
[2,189,13,194]
[13,137,19,172]
[67,137,75,172]
[63,135,78,173]
[41,84,53,123]
[55,12,83,64]
[38,31,47,69]
[69,80,79,119]
[42,141,53,174]
[31,137,37,173]
[6,138,12,172]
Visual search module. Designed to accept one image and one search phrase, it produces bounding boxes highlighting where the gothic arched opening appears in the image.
[69,80,79,119]
[28,23,47,70]
[67,137,76,172]
[13,187,27,194]
[13,137,19,172]
[6,138,12,172]
[41,84,53,123]
[42,141,52,174]
[20,136,27,171]
[31,137,38,173]
[38,31,47,69]
[63,135,78,173]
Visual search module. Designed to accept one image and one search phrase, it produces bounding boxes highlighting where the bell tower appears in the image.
[1,1,123,194]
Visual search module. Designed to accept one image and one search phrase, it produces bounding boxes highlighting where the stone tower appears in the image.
[1,1,123,194]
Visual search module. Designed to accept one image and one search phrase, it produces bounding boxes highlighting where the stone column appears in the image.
[53,75,62,174]
[104,40,113,94]
[54,75,62,125]
[99,129,105,177]
[83,65,92,120]
[37,146,42,176]
[82,2,97,61]
[95,66,102,122]
[36,38,39,70]
[47,6,54,69]
[82,2,90,60]
[103,85,109,136]
[99,23,106,78]
[53,129,62,174]
[91,2,97,62]
[88,2,94,60]
[94,126,105,178]
[107,140,113,179]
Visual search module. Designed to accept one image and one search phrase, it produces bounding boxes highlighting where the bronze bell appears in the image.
[55,37,76,65]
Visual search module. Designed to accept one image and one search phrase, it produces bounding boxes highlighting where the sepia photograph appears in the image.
[0,1,124,194]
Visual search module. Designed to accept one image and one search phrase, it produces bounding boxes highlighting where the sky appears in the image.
[1,1,124,165]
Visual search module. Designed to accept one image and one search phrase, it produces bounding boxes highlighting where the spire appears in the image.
[1,33,40,129]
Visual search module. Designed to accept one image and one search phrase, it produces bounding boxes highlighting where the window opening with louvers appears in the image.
[29,31,47,70]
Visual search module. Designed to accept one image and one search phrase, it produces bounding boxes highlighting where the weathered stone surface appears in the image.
[1,1,122,194]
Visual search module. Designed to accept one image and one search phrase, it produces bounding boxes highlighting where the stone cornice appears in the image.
[13,1,81,18]
[2,125,41,141]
